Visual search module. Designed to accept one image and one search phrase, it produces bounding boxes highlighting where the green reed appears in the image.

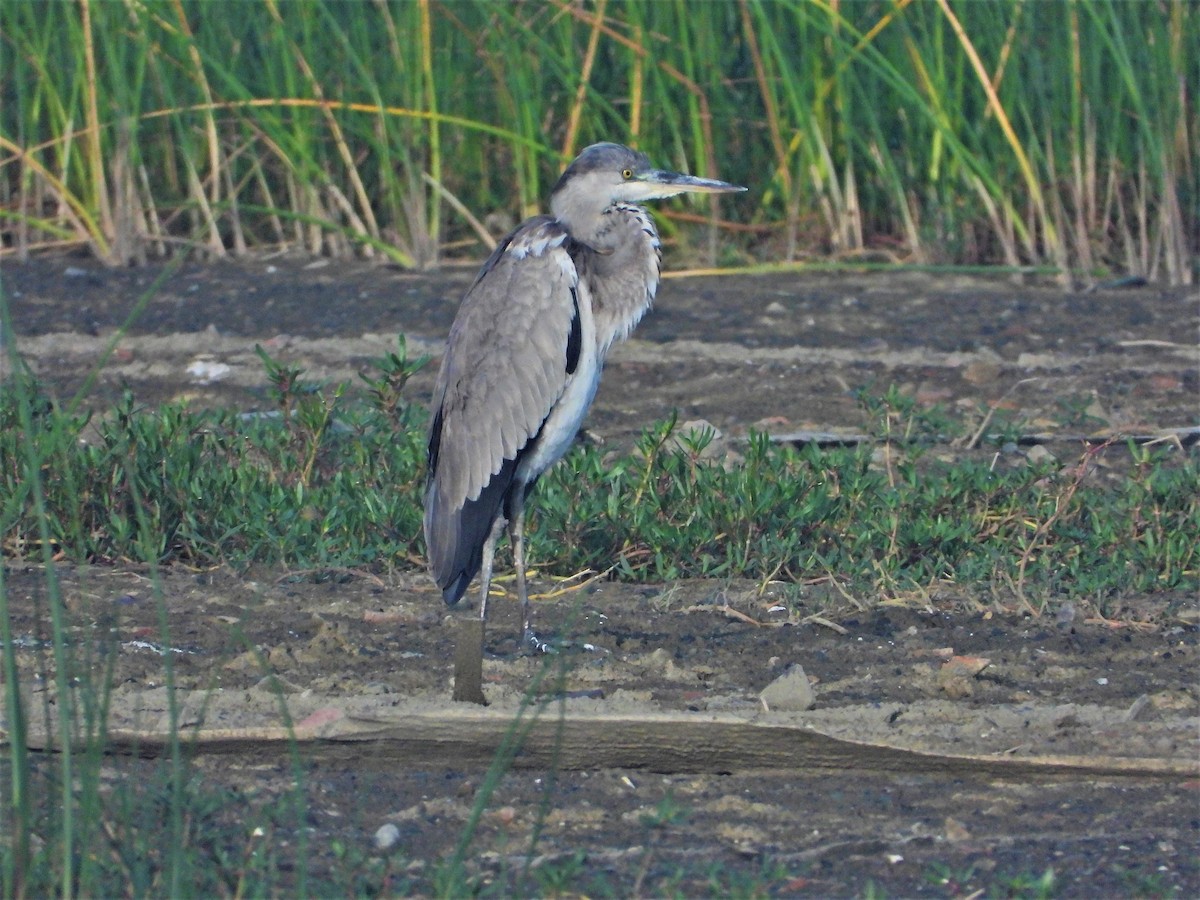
[1,0,1193,281]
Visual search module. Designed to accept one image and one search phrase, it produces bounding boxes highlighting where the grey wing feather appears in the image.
[424,219,579,595]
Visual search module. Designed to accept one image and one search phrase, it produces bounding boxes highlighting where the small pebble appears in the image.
[944,816,972,842]
[937,656,991,699]
[759,664,815,711]
[185,359,232,384]
[1024,444,1056,465]
[373,823,401,852]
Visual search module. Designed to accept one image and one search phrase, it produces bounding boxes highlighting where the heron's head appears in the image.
[550,143,745,226]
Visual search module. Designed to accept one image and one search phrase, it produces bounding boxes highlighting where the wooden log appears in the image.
[61,708,1197,781]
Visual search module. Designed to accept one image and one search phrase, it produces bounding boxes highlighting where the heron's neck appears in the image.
[549,188,620,250]
[572,204,662,353]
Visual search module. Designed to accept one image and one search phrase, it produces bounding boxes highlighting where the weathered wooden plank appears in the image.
[45,709,1196,781]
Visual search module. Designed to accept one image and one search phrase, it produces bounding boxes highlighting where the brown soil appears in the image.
[2,254,1198,896]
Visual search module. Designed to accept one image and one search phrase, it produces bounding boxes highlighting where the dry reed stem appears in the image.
[738,0,791,198]
[935,0,1066,280]
[546,0,719,184]
[264,0,382,250]
[562,0,608,159]
[79,0,112,258]
[419,0,441,259]
[0,135,102,254]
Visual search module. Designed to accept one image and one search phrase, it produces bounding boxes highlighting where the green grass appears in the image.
[2,0,1195,283]
[923,861,1059,900]
[2,348,1196,612]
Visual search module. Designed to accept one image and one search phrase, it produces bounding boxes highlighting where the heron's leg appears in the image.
[509,493,531,641]
[478,518,504,622]
[509,490,553,653]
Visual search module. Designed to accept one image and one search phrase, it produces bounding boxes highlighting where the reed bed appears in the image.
[1,0,1194,283]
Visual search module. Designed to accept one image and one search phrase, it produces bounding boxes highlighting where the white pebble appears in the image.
[373,823,401,851]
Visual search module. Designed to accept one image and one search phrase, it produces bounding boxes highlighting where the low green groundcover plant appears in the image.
[2,344,1195,612]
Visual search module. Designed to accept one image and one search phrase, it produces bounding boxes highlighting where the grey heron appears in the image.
[424,142,745,650]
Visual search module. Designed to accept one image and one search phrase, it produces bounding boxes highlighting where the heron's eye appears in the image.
[621,168,633,180]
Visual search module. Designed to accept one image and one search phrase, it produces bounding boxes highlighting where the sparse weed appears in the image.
[1052,393,1108,432]
[972,400,1029,448]
[359,334,431,429]
[993,866,1058,899]
[639,790,690,831]
[530,849,589,898]
[536,420,1197,613]
[708,858,795,899]
[632,790,692,897]
[924,860,979,893]
[1112,864,1175,899]
[1,343,429,573]
[857,384,962,447]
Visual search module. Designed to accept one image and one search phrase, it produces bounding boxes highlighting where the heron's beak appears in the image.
[640,170,747,197]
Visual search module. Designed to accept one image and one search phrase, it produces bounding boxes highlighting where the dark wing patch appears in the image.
[426,405,444,478]
[439,455,518,606]
[435,405,553,606]
[565,285,582,375]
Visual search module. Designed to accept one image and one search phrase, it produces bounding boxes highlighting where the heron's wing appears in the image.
[424,218,581,599]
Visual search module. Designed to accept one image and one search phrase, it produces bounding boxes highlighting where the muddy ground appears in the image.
[2,254,1199,896]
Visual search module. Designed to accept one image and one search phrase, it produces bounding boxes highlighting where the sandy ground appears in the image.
[2,254,1198,895]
